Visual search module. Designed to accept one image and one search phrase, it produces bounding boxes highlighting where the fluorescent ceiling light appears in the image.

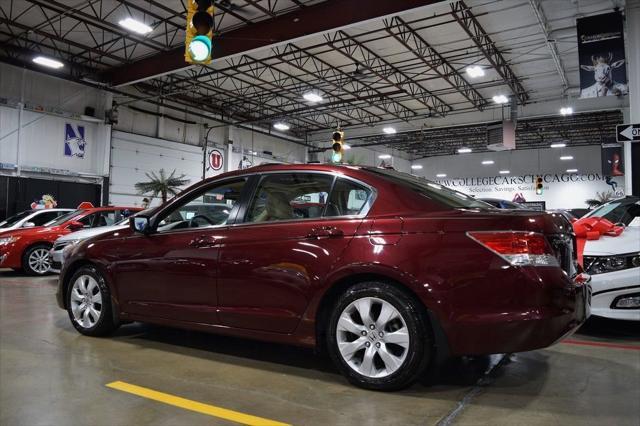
[458,148,472,154]
[119,17,153,34]
[465,65,485,78]
[411,164,423,170]
[492,94,509,104]
[378,154,392,159]
[481,160,494,165]
[383,127,396,134]
[499,170,510,174]
[560,155,573,160]
[436,173,447,178]
[342,144,351,150]
[560,107,573,116]
[550,143,566,148]
[273,122,290,131]
[566,169,578,173]
[32,56,64,69]
[303,92,323,103]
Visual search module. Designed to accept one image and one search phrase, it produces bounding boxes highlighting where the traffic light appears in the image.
[535,175,544,195]
[331,130,345,163]
[185,0,214,64]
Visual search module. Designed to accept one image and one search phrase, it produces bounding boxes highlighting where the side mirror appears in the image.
[22,221,36,228]
[67,221,84,231]
[130,216,151,234]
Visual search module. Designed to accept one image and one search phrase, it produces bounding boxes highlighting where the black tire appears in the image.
[327,281,432,391]
[66,266,119,337]
[22,244,52,276]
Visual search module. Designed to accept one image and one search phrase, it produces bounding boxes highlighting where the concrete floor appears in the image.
[1,270,638,426]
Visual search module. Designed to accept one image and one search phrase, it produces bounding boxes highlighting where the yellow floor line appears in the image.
[106,381,290,426]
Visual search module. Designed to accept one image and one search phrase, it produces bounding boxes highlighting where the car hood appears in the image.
[0,224,66,238]
[583,226,640,256]
[57,224,127,243]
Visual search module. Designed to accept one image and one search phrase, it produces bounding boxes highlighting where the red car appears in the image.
[56,165,590,390]
[0,206,140,275]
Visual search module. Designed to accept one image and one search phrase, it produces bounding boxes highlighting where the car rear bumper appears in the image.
[443,272,591,356]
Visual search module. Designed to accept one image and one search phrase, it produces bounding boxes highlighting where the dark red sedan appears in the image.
[56,164,590,390]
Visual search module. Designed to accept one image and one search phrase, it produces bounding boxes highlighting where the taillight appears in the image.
[467,231,559,267]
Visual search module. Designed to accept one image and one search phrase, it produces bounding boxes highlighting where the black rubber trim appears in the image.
[592,284,640,297]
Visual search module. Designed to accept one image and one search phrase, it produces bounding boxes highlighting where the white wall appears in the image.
[412,145,625,209]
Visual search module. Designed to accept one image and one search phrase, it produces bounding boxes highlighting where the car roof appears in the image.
[78,206,144,213]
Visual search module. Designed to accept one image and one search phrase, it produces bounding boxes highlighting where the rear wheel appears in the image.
[327,282,431,391]
[66,266,119,336]
[22,244,52,275]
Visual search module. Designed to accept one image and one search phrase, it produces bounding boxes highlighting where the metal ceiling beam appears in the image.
[450,0,528,105]
[326,30,451,117]
[104,0,444,86]
[384,16,486,111]
[528,0,568,92]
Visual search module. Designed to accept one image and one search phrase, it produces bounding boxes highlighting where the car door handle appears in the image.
[189,235,220,248]
[307,226,344,239]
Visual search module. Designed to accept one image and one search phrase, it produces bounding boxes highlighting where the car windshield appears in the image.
[582,197,640,226]
[46,210,83,226]
[0,210,32,228]
[366,168,491,209]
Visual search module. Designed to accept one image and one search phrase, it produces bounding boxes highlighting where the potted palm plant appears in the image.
[135,169,190,204]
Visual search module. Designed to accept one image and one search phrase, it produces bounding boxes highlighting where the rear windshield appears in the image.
[365,168,491,209]
[0,211,32,228]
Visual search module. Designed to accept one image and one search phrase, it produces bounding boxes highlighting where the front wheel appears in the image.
[327,282,432,391]
[22,244,52,275]
[66,266,119,336]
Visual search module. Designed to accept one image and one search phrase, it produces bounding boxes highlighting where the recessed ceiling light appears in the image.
[378,154,392,159]
[458,148,472,154]
[560,155,573,160]
[411,164,423,170]
[303,92,323,103]
[481,160,494,165]
[342,144,351,150]
[550,143,566,148]
[499,170,510,174]
[273,122,290,131]
[119,17,153,34]
[465,65,485,78]
[383,127,396,134]
[560,107,573,116]
[436,173,447,178]
[566,169,578,173]
[32,56,64,69]
[492,94,509,104]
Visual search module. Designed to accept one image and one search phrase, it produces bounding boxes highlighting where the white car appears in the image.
[49,220,129,273]
[0,209,73,232]
[582,197,640,321]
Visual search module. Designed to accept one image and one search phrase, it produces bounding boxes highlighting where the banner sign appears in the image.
[601,144,624,176]
[64,123,87,158]
[435,173,625,209]
[577,12,627,98]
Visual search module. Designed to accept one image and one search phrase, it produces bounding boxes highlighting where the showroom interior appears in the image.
[0,0,639,424]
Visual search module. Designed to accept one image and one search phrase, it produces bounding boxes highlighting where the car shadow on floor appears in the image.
[105,322,519,392]
[576,316,640,341]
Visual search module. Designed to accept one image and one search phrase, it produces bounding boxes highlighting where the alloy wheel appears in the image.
[28,248,51,274]
[70,275,103,329]
[336,297,410,378]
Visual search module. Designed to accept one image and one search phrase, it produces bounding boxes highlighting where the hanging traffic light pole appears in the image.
[186,0,215,64]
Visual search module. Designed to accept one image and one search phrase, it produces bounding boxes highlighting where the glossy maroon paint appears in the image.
[57,164,588,356]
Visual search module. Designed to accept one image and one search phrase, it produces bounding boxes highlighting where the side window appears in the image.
[156,178,246,233]
[95,211,117,227]
[78,213,97,228]
[325,178,372,217]
[246,173,334,223]
[29,211,60,226]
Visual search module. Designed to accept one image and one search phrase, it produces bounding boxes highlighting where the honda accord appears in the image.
[57,164,590,390]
